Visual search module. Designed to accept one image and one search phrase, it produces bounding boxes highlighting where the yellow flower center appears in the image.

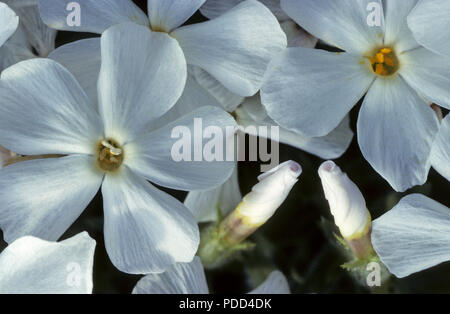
[96,139,124,172]
[368,47,399,76]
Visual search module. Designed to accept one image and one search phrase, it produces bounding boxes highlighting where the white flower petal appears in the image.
[261,47,374,137]
[102,167,199,274]
[399,47,450,110]
[173,0,287,97]
[148,0,206,32]
[125,106,237,191]
[0,58,103,155]
[49,38,101,104]
[372,194,450,278]
[249,271,290,294]
[12,3,57,56]
[431,114,450,181]
[37,0,148,34]
[132,257,208,294]
[383,0,419,53]
[0,232,95,294]
[408,0,450,56]
[201,0,289,22]
[192,66,244,112]
[99,23,187,143]
[235,96,353,159]
[280,20,317,48]
[0,155,103,243]
[280,0,383,54]
[184,163,241,222]
[0,25,35,71]
[149,70,223,132]
[357,76,439,192]
[0,2,19,47]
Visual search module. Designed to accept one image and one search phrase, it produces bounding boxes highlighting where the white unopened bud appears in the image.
[220,160,301,245]
[237,160,302,226]
[318,161,370,239]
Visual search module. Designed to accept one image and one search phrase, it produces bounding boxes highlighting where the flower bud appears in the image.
[319,161,373,259]
[220,160,301,244]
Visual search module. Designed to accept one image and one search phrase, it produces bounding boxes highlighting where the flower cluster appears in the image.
[0,0,448,294]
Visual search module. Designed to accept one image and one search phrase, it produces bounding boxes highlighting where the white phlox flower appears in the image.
[0,232,95,294]
[261,0,450,192]
[132,256,290,294]
[0,22,237,274]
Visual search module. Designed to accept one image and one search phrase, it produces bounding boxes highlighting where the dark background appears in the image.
[1,0,449,294]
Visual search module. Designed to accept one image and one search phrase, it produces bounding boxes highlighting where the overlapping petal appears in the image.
[184,163,241,222]
[431,114,450,181]
[149,70,223,132]
[372,194,450,278]
[383,0,419,53]
[37,0,148,34]
[248,271,290,294]
[236,96,353,159]
[0,232,95,294]
[280,0,383,54]
[201,0,289,22]
[400,47,450,110]
[148,0,206,32]
[132,257,208,294]
[11,1,57,56]
[0,2,19,47]
[124,106,237,191]
[261,47,374,137]
[192,66,244,112]
[408,0,450,56]
[173,0,287,97]
[49,38,101,104]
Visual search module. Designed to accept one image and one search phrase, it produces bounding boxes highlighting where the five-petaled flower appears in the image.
[261,0,450,192]
[0,22,236,274]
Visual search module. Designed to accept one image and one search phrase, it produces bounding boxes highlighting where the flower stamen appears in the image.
[368,47,399,76]
[96,139,124,172]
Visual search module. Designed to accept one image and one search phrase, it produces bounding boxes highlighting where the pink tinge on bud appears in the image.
[318,160,369,239]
